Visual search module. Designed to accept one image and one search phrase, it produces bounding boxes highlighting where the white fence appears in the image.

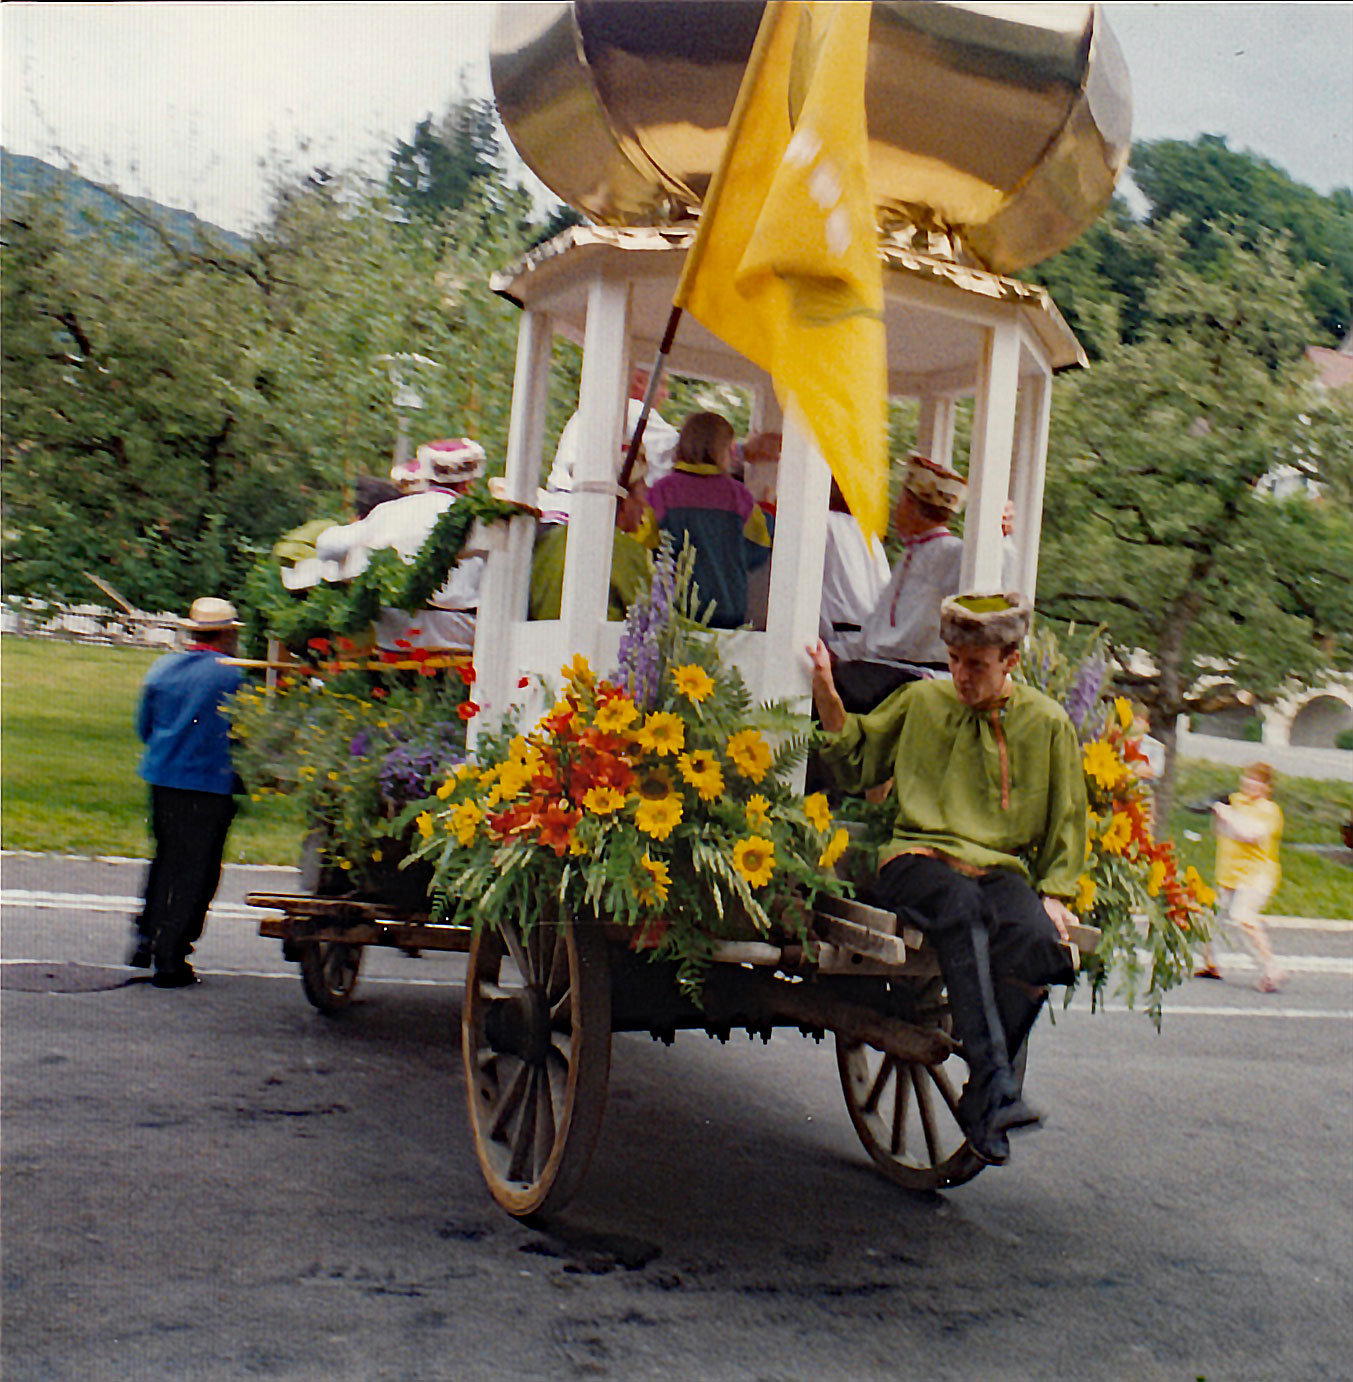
[1,598,182,649]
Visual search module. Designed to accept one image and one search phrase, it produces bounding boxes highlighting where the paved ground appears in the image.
[3,856,1351,1380]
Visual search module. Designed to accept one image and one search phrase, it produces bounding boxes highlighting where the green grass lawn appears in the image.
[1,637,304,865]
[2,637,1350,914]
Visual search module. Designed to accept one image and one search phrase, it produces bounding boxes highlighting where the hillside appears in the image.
[1,149,249,253]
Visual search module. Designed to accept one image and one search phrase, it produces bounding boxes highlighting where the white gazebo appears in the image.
[471,224,1084,750]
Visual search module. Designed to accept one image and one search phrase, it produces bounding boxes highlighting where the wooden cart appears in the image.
[250,885,1097,1216]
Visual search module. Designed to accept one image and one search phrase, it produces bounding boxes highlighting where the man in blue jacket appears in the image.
[128,597,244,987]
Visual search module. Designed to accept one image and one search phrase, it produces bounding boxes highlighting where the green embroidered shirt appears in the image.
[819,678,1088,898]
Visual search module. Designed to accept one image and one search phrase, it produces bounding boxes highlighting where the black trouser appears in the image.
[136,785,237,970]
[869,855,1076,1108]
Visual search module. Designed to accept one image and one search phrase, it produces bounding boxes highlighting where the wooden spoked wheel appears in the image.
[836,1033,986,1191]
[463,913,611,1219]
[298,941,363,1014]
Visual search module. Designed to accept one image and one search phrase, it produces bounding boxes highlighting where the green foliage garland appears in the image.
[238,482,519,656]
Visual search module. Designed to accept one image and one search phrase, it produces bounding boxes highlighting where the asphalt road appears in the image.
[3,854,1351,1381]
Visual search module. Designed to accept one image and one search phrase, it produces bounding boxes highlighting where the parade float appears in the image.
[240,1,1210,1218]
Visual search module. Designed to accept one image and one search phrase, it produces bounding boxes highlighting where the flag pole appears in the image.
[618,305,683,490]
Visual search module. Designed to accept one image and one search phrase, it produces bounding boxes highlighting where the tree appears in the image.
[387,98,501,223]
[1025,137,1353,354]
[1,155,559,611]
[1037,220,1353,820]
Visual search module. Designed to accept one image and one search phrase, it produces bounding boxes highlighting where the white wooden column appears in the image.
[1008,363,1052,600]
[473,309,554,739]
[560,273,630,660]
[762,414,830,708]
[916,395,957,466]
[962,319,1021,592]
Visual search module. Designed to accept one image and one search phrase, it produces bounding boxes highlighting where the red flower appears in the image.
[335,636,355,653]
[537,803,581,856]
[371,686,389,700]
[409,647,431,663]
[418,664,438,677]
[457,700,480,721]
[380,651,401,665]
[394,639,412,650]
[459,664,477,686]
[518,676,530,689]
[307,637,331,654]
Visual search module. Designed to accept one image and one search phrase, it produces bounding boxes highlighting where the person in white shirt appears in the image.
[828,455,1012,713]
[820,478,891,640]
[315,438,486,650]
[543,369,679,521]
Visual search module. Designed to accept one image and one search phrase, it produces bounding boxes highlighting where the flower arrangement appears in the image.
[228,634,475,890]
[1019,623,1214,1024]
[405,542,847,996]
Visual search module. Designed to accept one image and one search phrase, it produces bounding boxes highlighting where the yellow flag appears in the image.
[674,0,887,539]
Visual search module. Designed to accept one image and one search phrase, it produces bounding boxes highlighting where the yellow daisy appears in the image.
[1099,811,1133,855]
[732,835,775,889]
[595,696,640,735]
[1074,873,1096,914]
[1185,866,1217,908]
[726,729,773,783]
[1146,859,1167,897]
[1083,739,1126,790]
[804,792,833,833]
[451,801,482,847]
[562,653,595,690]
[636,711,685,757]
[635,795,683,841]
[639,852,671,904]
[678,749,724,802]
[745,794,772,831]
[1115,696,1134,731]
[672,663,715,704]
[415,812,434,840]
[582,784,628,815]
[819,828,850,870]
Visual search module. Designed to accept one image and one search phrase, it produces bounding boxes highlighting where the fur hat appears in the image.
[182,597,240,632]
[903,454,966,514]
[939,591,1032,648]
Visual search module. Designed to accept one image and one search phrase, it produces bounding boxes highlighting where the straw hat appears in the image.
[182,597,240,632]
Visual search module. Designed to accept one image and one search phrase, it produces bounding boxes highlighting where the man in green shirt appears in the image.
[808,591,1087,1166]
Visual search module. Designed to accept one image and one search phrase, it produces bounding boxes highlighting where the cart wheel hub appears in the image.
[483,989,551,1065]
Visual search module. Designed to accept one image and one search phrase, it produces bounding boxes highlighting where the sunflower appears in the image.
[678,749,724,801]
[1083,739,1126,791]
[672,663,715,704]
[582,784,628,815]
[818,827,850,869]
[803,792,833,833]
[732,835,775,889]
[726,729,773,783]
[1099,811,1133,855]
[635,795,683,840]
[451,800,483,847]
[638,765,678,801]
[594,695,640,735]
[636,711,685,757]
[638,852,671,904]
[1074,873,1097,914]
[745,794,772,831]
[1146,858,1167,897]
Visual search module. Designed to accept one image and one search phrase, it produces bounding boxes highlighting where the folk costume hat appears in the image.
[392,437,486,492]
[903,454,967,515]
[939,591,1032,648]
[182,597,240,632]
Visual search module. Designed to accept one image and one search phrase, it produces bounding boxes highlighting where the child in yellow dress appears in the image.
[1195,762,1286,992]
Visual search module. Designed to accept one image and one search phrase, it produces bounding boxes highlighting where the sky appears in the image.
[2,2,1351,235]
